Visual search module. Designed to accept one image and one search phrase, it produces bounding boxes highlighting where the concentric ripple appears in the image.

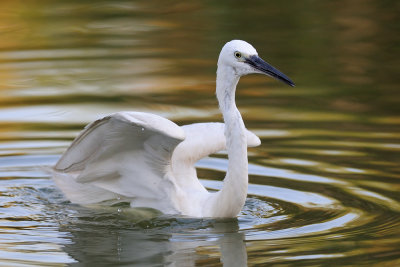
[1,150,399,266]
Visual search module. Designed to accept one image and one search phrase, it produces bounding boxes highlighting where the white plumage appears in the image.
[53,40,294,217]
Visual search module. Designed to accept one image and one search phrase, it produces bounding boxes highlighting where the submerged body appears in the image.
[53,40,294,218]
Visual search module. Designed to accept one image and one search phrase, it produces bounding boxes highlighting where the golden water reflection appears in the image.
[0,0,399,266]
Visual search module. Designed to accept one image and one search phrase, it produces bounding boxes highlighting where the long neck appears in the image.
[210,66,249,217]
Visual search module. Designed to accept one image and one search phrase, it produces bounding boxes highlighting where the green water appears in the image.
[0,0,399,266]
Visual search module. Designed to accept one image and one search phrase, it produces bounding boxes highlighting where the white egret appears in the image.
[53,40,294,218]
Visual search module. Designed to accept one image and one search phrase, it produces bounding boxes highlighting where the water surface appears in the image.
[0,0,399,266]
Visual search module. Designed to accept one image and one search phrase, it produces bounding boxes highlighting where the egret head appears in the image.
[218,40,294,87]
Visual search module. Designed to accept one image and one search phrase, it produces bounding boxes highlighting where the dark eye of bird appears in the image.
[234,51,242,59]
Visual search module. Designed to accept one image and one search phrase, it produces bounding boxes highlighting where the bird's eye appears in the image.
[234,51,242,59]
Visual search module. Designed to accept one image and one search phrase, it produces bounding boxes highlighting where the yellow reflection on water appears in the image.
[0,0,399,266]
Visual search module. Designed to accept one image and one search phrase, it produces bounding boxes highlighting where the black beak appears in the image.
[245,55,295,87]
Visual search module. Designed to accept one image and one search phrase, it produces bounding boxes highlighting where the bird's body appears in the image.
[53,40,294,218]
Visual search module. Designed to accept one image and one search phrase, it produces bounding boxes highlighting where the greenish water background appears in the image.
[0,0,399,266]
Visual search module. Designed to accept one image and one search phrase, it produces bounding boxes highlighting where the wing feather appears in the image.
[54,112,185,207]
[172,122,260,168]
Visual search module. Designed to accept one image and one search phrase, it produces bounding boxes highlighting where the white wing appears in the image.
[54,111,185,211]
